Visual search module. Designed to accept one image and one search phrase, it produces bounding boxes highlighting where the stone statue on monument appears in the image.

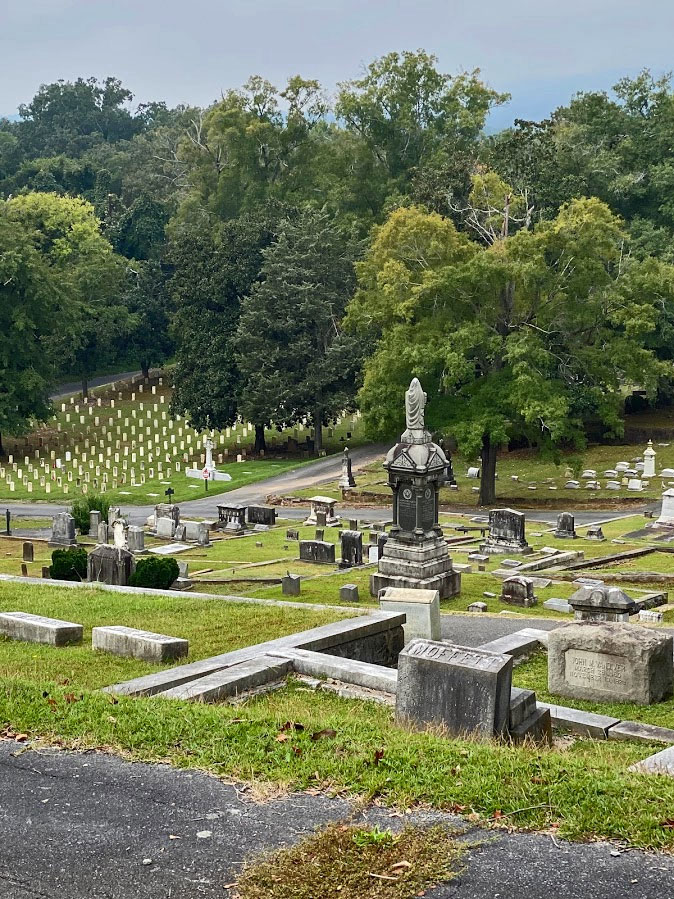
[405,378,426,430]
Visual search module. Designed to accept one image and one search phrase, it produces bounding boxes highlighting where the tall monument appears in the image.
[370,378,461,599]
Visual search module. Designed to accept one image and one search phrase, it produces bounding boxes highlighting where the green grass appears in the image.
[0,371,366,505]
[0,582,342,690]
[514,651,674,728]
[2,676,674,848]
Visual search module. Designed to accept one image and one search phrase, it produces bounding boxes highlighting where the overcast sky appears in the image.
[3,0,674,126]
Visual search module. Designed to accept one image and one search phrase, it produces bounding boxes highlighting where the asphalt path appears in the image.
[0,742,671,899]
[0,445,650,529]
[49,371,143,401]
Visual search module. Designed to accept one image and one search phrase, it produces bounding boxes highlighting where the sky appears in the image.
[2,0,674,127]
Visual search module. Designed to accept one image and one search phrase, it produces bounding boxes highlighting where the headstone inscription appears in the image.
[548,622,673,705]
[480,508,531,555]
[396,639,513,738]
[299,540,336,564]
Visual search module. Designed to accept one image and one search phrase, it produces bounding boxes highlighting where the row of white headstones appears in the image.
[2,376,357,495]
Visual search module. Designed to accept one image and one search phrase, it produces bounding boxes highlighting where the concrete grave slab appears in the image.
[0,611,82,646]
[93,625,188,662]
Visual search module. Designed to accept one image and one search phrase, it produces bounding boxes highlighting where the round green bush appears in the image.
[50,547,88,581]
[129,556,179,590]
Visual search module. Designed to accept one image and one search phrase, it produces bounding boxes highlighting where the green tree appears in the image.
[5,192,130,398]
[122,261,174,378]
[0,203,69,450]
[170,207,284,450]
[347,198,671,504]
[235,209,361,453]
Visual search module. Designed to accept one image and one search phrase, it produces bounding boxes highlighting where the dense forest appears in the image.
[3,51,674,500]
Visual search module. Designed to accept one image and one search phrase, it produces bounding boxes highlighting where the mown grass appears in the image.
[235,822,465,899]
[1,677,673,848]
[0,582,341,689]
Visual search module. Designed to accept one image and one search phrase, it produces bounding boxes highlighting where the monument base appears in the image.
[370,535,461,599]
[479,540,532,555]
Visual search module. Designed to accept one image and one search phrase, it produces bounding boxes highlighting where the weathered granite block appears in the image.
[480,508,531,555]
[22,542,34,563]
[127,526,145,554]
[569,585,635,622]
[396,639,513,738]
[468,601,488,612]
[0,611,82,646]
[379,586,440,642]
[548,622,673,705]
[247,505,276,526]
[156,517,176,539]
[89,510,102,537]
[92,626,188,662]
[339,583,359,602]
[49,512,77,548]
[500,575,537,607]
[554,512,577,539]
[340,530,363,568]
[299,540,335,564]
[282,574,301,596]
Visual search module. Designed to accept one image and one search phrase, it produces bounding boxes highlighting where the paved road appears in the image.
[49,371,143,401]
[0,742,671,899]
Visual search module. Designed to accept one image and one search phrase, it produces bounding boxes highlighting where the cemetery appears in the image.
[5,377,674,856]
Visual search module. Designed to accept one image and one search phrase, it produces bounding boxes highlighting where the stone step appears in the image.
[0,611,82,646]
[159,655,292,702]
[92,626,188,662]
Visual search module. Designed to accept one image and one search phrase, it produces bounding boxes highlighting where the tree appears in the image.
[0,203,70,450]
[346,198,671,504]
[121,261,174,378]
[169,207,284,450]
[235,209,361,453]
[5,192,130,398]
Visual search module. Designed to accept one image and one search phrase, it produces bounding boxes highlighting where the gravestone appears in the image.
[286,528,299,541]
[282,573,301,596]
[49,512,77,548]
[127,526,146,554]
[480,508,531,555]
[303,496,340,527]
[315,528,325,541]
[467,467,480,479]
[339,584,359,602]
[643,440,656,478]
[500,575,537,607]
[568,584,635,622]
[585,525,605,541]
[656,489,674,527]
[299,540,335,564]
[377,533,388,559]
[554,512,577,539]
[371,378,460,599]
[156,517,176,539]
[217,504,246,534]
[379,586,441,642]
[247,505,276,526]
[97,522,109,544]
[87,544,135,587]
[396,639,513,738]
[339,530,363,568]
[92,626,188,662]
[111,518,128,550]
[107,506,122,527]
[338,446,356,489]
[155,503,180,526]
[468,601,488,612]
[22,542,34,563]
[548,622,673,705]
[89,510,102,537]
[315,511,327,529]
[349,518,359,531]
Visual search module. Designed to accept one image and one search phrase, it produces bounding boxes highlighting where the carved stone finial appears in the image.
[405,378,426,430]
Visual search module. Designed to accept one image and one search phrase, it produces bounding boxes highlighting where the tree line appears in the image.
[2,53,674,500]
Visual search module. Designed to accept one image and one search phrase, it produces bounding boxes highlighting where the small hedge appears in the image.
[50,547,88,582]
[70,495,112,535]
[129,556,179,590]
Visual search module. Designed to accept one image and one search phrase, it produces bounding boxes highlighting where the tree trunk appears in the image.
[314,405,323,454]
[479,433,498,506]
[81,374,89,401]
[254,424,266,454]
[0,431,4,457]
[141,360,150,380]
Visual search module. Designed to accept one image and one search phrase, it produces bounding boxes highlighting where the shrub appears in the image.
[70,494,112,535]
[50,547,88,582]
[129,556,179,590]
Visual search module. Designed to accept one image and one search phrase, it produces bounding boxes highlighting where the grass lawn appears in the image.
[285,442,674,508]
[0,582,341,690]
[2,675,674,849]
